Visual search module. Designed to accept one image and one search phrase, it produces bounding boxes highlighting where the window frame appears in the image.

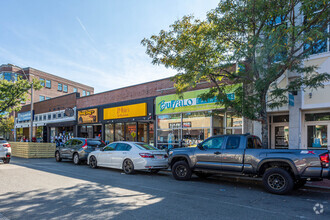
[58,83,63,91]
[63,84,68,93]
[45,80,51,88]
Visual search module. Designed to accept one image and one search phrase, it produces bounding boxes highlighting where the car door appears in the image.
[110,143,132,168]
[61,140,72,158]
[98,143,116,167]
[219,136,245,172]
[195,136,225,170]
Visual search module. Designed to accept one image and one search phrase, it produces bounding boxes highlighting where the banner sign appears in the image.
[17,111,32,122]
[103,103,147,120]
[78,108,98,124]
[155,87,237,115]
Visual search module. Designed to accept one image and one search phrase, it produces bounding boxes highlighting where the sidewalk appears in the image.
[306,179,330,190]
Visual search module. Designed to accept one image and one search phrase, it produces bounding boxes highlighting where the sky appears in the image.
[0,0,220,93]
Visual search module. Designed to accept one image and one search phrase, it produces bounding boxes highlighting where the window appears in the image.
[58,113,62,118]
[247,137,263,149]
[87,91,90,96]
[82,90,86,96]
[4,72,12,81]
[39,115,42,121]
[39,95,45,101]
[46,80,51,88]
[307,125,327,149]
[87,140,105,148]
[40,78,45,87]
[305,112,330,121]
[104,143,116,151]
[135,143,157,150]
[48,114,51,120]
[226,136,240,149]
[201,137,224,149]
[58,83,62,91]
[46,97,51,100]
[34,116,38,121]
[43,115,46,120]
[73,88,78,93]
[115,143,132,151]
[63,85,68,93]
[53,114,56,119]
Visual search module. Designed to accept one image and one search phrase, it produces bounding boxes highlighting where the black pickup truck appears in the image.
[168,134,330,194]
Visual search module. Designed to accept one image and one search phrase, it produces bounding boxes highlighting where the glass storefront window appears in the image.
[105,124,114,143]
[305,113,330,121]
[182,128,210,147]
[157,114,181,129]
[274,126,289,148]
[226,112,243,127]
[125,122,137,142]
[115,123,125,141]
[273,115,289,123]
[182,111,211,128]
[138,123,148,143]
[157,129,180,147]
[307,125,328,148]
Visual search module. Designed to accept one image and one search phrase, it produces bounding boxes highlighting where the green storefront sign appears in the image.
[155,86,238,115]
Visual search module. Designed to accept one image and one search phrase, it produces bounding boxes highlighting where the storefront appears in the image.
[269,114,290,149]
[101,97,155,145]
[77,108,102,139]
[155,88,242,149]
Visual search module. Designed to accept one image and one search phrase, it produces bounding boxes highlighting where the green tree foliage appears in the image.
[142,0,330,146]
[0,77,42,116]
[0,116,14,139]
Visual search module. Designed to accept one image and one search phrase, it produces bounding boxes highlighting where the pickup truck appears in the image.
[168,134,330,194]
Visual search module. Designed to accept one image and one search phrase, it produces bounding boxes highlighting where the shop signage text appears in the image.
[17,111,32,122]
[156,87,238,115]
[103,103,147,120]
[78,108,98,124]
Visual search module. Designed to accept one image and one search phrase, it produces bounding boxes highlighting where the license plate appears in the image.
[156,155,163,159]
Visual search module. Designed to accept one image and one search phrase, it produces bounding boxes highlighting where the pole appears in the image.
[30,82,33,141]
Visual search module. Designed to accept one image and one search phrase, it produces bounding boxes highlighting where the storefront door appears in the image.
[271,124,289,149]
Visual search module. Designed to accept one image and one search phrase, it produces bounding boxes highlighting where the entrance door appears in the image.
[272,125,289,149]
[195,136,224,170]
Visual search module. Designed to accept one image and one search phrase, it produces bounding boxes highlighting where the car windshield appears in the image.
[87,140,105,148]
[134,143,157,150]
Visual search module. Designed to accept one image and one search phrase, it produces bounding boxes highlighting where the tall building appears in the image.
[0,64,94,104]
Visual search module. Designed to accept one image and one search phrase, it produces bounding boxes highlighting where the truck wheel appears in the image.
[293,179,307,190]
[262,168,294,195]
[172,161,192,181]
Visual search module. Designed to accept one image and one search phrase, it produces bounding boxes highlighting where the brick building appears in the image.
[0,64,94,104]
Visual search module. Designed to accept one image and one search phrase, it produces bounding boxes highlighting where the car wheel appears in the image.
[55,151,62,162]
[195,172,212,179]
[172,161,192,181]
[262,168,294,195]
[2,158,10,164]
[123,159,134,174]
[150,169,160,174]
[89,156,98,169]
[73,153,80,165]
[293,179,307,190]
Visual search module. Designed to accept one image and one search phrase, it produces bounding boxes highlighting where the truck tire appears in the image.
[262,168,294,195]
[172,161,192,181]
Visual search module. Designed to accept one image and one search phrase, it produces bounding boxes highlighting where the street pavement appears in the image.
[0,157,329,220]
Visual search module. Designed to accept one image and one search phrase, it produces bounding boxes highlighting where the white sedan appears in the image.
[87,141,168,174]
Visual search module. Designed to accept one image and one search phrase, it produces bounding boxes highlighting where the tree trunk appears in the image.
[260,99,269,148]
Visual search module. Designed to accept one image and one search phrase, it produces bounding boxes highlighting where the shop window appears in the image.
[182,128,210,147]
[149,123,154,146]
[115,123,125,141]
[138,123,148,143]
[275,126,289,148]
[307,125,328,148]
[182,111,211,128]
[305,113,330,121]
[105,124,114,143]
[126,122,137,142]
[273,115,289,123]
[157,129,180,149]
[157,114,181,129]
[226,112,242,127]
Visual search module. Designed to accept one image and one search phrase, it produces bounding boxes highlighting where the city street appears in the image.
[0,158,329,220]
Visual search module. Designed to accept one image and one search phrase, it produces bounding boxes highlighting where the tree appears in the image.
[0,116,14,139]
[0,77,42,115]
[142,0,330,147]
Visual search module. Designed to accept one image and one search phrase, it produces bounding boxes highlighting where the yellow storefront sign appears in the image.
[103,103,147,120]
[78,108,98,124]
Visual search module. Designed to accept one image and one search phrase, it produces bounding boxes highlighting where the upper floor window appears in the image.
[4,72,12,81]
[82,90,86,96]
[46,97,51,100]
[73,88,78,93]
[46,80,51,88]
[58,83,62,91]
[40,78,45,87]
[63,85,68,92]
[87,91,90,96]
[39,95,45,101]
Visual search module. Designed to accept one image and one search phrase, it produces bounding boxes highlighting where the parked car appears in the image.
[55,138,105,165]
[0,139,11,164]
[87,142,168,174]
[168,134,330,195]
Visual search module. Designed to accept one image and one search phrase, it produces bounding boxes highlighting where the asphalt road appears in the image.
[0,157,329,220]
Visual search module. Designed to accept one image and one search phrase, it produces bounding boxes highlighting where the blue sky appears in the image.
[0,0,219,93]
